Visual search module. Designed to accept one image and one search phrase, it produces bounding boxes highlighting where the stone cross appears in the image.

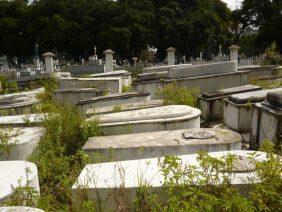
[166,47,176,65]
[42,52,55,74]
[229,45,240,62]
[103,49,115,72]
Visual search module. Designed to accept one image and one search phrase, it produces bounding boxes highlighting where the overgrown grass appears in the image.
[158,83,199,107]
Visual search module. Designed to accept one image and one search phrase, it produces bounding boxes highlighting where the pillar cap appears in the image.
[228,45,240,50]
[103,49,115,54]
[42,52,55,57]
[166,47,176,52]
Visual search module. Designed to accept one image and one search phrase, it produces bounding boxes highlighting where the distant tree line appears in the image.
[0,0,281,61]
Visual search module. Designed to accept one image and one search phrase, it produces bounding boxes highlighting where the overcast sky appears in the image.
[28,0,242,10]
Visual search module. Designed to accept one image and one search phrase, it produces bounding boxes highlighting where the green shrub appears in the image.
[158,83,199,107]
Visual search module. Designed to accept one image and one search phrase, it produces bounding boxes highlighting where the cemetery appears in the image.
[0,0,281,211]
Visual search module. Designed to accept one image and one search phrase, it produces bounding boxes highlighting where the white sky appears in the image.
[221,0,243,10]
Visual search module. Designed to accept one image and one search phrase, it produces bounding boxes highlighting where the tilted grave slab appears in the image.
[83,128,241,162]
[72,150,268,211]
[0,88,44,116]
[88,70,132,87]
[0,207,44,212]
[0,127,44,160]
[142,64,192,73]
[88,105,201,135]
[223,88,282,132]
[199,85,262,121]
[0,113,45,127]
[76,91,151,114]
[0,161,40,202]
[85,100,163,117]
[53,88,105,105]
[58,77,122,94]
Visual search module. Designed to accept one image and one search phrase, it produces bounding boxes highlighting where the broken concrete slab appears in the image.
[223,88,282,132]
[199,85,262,121]
[53,88,105,105]
[0,161,40,202]
[72,150,268,211]
[0,127,44,160]
[0,88,44,116]
[59,77,122,94]
[266,90,282,108]
[87,105,201,135]
[85,100,163,117]
[77,91,151,113]
[0,207,44,212]
[83,128,241,162]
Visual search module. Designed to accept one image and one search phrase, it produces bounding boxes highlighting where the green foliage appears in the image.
[112,104,122,113]
[0,128,18,158]
[0,75,18,94]
[158,83,199,107]
[122,84,132,93]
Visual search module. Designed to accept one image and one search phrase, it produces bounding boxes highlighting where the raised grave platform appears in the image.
[72,150,268,211]
[0,127,44,160]
[0,88,44,116]
[0,113,45,127]
[0,207,44,212]
[59,77,122,94]
[83,128,241,162]
[199,85,262,121]
[77,91,151,113]
[0,161,40,202]
[224,88,282,132]
[86,100,163,117]
[87,105,201,135]
[53,88,105,105]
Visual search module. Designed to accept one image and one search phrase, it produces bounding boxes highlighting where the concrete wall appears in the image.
[59,77,122,94]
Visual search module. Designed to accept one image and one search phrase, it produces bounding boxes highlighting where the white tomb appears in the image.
[0,127,44,160]
[0,207,44,212]
[0,114,45,127]
[72,150,268,211]
[87,105,201,135]
[0,161,40,202]
[83,128,241,162]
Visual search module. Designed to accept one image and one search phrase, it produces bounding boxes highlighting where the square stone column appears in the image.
[166,47,176,65]
[42,52,55,74]
[103,49,115,72]
[229,45,240,62]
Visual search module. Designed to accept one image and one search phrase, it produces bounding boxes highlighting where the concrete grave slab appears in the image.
[143,64,192,73]
[199,85,262,121]
[0,114,45,127]
[0,127,44,160]
[83,128,241,162]
[88,70,132,87]
[53,88,105,105]
[0,207,44,212]
[72,150,268,211]
[77,91,151,113]
[87,105,201,135]
[0,88,44,116]
[86,100,163,117]
[0,161,40,202]
[223,88,282,132]
[59,77,122,94]
[168,61,237,79]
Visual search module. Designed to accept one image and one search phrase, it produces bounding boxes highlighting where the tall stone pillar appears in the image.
[103,49,115,72]
[166,47,176,65]
[229,45,240,62]
[42,52,55,74]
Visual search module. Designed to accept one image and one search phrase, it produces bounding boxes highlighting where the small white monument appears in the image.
[103,49,115,72]
[42,52,55,74]
[166,47,176,65]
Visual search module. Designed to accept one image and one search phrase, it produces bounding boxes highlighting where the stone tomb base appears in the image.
[0,161,40,202]
[72,150,268,211]
[87,105,201,135]
[0,207,44,212]
[83,128,241,162]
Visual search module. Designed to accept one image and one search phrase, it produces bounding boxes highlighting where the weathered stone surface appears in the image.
[86,100,163,116]
[0,207,44,212]
[77,91,151,113]
[0,127,44,160]
[0,113,45,127]
[0,161,40,202]
[88,105,201,135]
[83,128,241,162]
[72,150,268,211]
[267,90,282,107]
[137,71,168,80]
[229,88,282,104]
[143,64,192,73]
[0,88,44,115]
[168,61,237,79]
